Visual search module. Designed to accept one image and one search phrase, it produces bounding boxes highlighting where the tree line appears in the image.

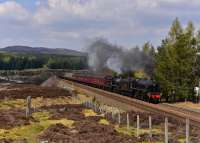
[0,53,88,70]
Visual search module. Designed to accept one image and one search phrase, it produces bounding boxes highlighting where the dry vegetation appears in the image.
[0,84,137,143]
[175,102,200,110]
[0,83,200,143]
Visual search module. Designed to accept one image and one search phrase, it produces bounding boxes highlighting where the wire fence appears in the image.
[25,95,198,143]
[82,100,193,143]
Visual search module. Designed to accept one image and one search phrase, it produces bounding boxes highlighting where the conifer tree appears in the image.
[155,18,196,101]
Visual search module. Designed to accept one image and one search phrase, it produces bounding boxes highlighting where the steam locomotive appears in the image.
[63,73,161,103]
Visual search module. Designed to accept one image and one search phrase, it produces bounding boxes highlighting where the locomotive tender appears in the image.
[64,73,161,103]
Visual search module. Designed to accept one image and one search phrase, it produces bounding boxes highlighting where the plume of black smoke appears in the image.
[87,38,154,76]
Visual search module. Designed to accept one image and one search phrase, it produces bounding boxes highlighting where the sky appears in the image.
[0,0,200,51]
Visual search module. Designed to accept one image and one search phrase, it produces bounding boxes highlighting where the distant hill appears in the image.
[0,46,87,57]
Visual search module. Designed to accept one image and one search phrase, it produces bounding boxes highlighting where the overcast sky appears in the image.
[0,0,200,51]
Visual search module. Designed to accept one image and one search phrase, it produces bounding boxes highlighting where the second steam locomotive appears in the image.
[63,73,161,103]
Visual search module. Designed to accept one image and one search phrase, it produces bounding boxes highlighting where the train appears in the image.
[62,72,161,103]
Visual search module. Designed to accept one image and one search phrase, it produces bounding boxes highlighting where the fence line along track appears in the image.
[60,77,200,127]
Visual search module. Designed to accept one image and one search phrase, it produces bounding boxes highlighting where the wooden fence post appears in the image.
[99,107,102,113]
[137,115,140,138]
[118,112,121,125]
[26,96,32,118]
[112,111,114,121]
[186,118,190,143]
[127,113,130,129]
[94,103,97,112]
[105,112,109,120]
[113,112,115,122]
[165,117,168,143]
[89,101,92,108]
[149,116,152,138]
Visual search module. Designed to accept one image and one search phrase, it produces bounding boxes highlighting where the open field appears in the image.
[1,80,200,143]
[175,102,200,110]
[0,83,144,143]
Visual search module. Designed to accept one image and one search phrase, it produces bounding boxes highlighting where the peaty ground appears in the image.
[1,84,200,143]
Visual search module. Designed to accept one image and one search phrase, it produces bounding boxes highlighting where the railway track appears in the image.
[160,103,200,120]
[60,77,200,127]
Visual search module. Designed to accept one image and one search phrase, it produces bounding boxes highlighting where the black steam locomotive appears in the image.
[64,73,161,103]
[110,77,161,103]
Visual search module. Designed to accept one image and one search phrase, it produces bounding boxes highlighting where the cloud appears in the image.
[34,0,159,24]
[0,1,30,21]
[35,1,41,6]
[0,0,200,50]
[33,0,160,41]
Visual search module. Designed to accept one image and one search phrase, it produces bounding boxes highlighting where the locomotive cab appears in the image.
[111,77,133,95]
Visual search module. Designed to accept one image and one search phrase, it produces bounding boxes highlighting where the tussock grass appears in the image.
[115,125,161,136]
[175,102,200,110]
[138,141,163,143]
[99,119,110,125]
[178,138,186,143]
[32,97,70,108]
[0,97,72,110]
[0,111,74,143]
[82,109,97,117]
[0,99,26,110]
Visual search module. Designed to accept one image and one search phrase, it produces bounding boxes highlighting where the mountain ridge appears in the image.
[0,45,87,57]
